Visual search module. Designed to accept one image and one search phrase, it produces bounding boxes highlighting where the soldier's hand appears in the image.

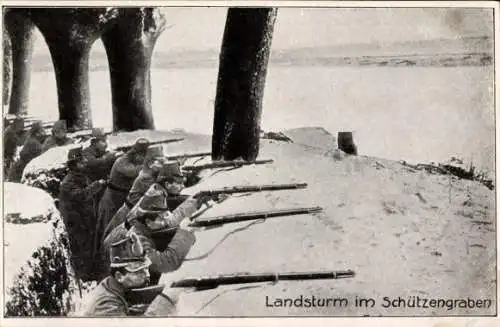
[151,160,163,174]
[179,217,192,230]
[215,194,230,203]
[195,194,213,209]
[160,286,184,305]
[129,304,149,316]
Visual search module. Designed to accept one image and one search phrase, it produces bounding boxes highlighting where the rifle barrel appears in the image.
[167,151,212,160]
[198,182,307,196]
[150,137,184,146]
[190,206,323,226]
[126,270,355,304]
[114,137,184,151]
[183,159,273,171]
[170,270,355,288]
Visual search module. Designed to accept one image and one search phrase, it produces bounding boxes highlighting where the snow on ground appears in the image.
[3,183,58,289]
[5,127,496,316]
[158,129,495,316]
[23,129,212,180]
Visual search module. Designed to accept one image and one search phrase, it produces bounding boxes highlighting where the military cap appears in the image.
[144,145,164,163]
[67,146,84,163]
[52,120,67,133]
[130,137,150,154]
[28,121,44,134]
[158,160,184,183]
[109,235,150,270]
[91,127,107,141]
[127,184,169,222]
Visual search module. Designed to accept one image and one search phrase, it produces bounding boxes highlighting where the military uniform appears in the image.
[3,118,24,175]
[81,274,178,317]
[41,135,72,152]
[97,156,142,240]
[59,147,107,281]
[102,169,157,242]
[167,194,190,211]
[101,145,165,242]
[104,223,195,285]
[94,168,157,280]
[80,234,177,317]
[7,122,45,182]
[41,120,72,153]
[82,128,117,182]
[82,146,117,182]
[95,139,150,275]
[102,184,199,284]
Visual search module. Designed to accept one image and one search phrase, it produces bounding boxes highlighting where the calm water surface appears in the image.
[27,65,494,171]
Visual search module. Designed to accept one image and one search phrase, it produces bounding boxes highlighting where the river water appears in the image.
[27,64,494,171]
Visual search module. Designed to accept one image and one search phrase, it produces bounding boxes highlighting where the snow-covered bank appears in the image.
[157,128,495,316]
[3,183,58,288]
[3,183,83,316]
[4,127,495,316]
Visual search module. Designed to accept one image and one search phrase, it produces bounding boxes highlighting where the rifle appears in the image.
[194,182,307,198]
[126,270,355,305]
[182,159,273,172]
[23,121,55,130]
[67,129,113,140]
[114,137,185,152]
[189,206,323,227]
[149,184,308,241]
[166,151,212,160]
[5,114,38,122]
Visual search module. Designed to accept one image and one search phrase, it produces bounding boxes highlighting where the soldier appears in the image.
[83,128,121,182]
[101,145,165,242]
[101,182,211,284]
[96,138,150,266]
[41,119,72,152]
[59,146,107,282]
[80,233,182,316]
[3,116,24,176]
[102,160,198,242]
[7,121,46,182]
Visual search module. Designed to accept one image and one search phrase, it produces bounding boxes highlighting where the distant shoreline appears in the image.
[27,35,493,72]
[28,52,492,72]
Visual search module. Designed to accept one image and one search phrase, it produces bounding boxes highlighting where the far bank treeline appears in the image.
[3,7,278,161]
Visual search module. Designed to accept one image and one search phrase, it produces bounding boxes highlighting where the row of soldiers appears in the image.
[3,117,74,181]
[3,116,231,316]
[52,131,219,316]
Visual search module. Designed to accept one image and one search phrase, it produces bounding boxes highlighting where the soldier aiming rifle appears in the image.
[150,182,309,238]
[186,206,323,228]
[127,269,356,307]
[179,158,273,187]
[79,233,182,317]
[114,137,184,153]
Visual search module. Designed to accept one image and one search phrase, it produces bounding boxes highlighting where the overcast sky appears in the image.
[31,7,493,53]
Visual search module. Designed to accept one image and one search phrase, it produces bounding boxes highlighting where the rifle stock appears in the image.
[190,206,323,226]
[182,159,273,171]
